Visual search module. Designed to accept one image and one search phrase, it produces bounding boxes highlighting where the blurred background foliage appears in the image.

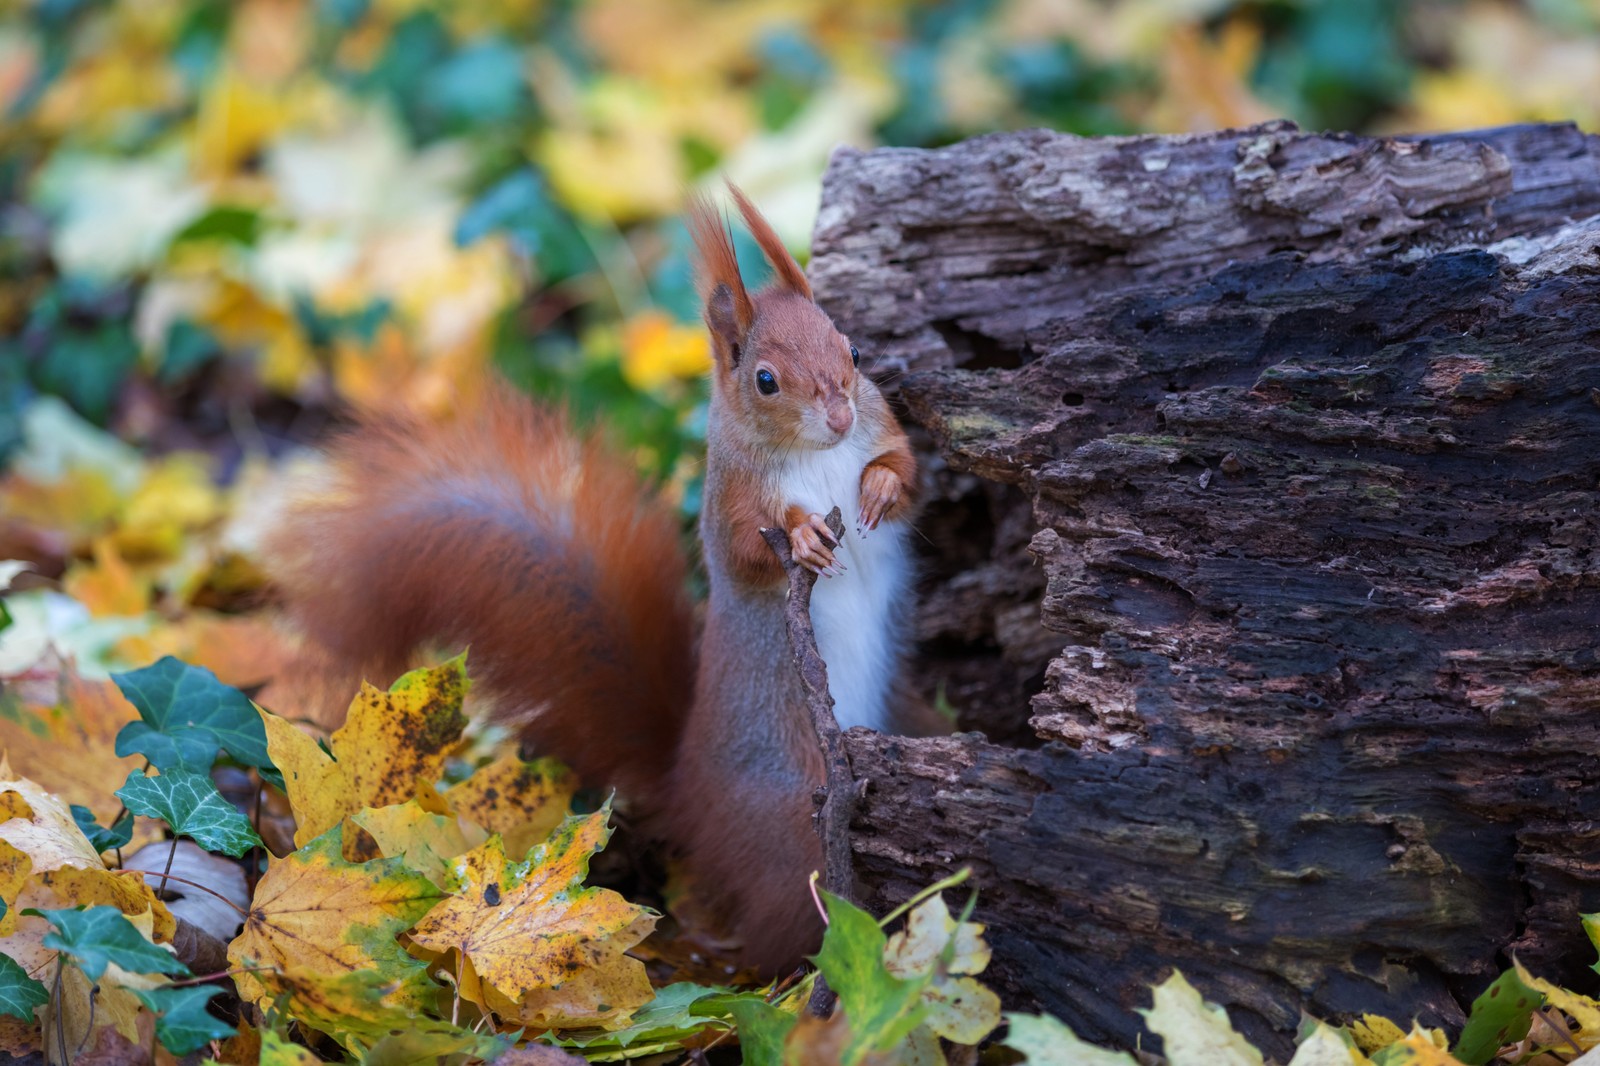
[0,0,1598,676]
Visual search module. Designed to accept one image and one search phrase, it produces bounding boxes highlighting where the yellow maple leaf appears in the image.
[1515,961,1600,1049]
[1349,1014,1409,1054]
[0,775,105,874]
[0,840,29,938]
[1382,1025,1468,1064]
[228,826,445,1018]
[36,867,176,944]
[352,801,468,889]
[262,657,469,851]
[443,753,575,859]
[408,808,657,1030]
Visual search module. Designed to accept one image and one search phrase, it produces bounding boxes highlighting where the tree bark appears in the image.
[808,121,1600,1057]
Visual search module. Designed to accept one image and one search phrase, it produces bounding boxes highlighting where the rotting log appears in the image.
[808,121,1600,1057]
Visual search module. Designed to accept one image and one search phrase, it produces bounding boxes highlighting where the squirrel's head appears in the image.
[687,183,860,450]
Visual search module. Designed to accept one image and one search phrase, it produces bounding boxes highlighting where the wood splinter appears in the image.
[761,506,855,1018]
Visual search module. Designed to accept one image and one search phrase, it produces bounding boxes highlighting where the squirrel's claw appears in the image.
[789,511,840,576]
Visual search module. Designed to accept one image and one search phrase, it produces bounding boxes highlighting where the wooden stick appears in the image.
[760,507,854,1017]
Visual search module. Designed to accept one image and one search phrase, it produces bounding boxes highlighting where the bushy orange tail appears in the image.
[265,387,694,807]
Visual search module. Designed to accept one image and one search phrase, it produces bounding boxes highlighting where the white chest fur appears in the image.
[776,436,911,733]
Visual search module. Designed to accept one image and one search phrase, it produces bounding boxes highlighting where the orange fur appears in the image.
[268,187,925,977]
[726,182,813,300]
[265,389,694,811]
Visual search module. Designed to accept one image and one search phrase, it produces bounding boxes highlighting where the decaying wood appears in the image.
[809,120,1600,1057]
[761,508,854,1016]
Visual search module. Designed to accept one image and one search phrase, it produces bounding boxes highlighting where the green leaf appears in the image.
[70,804,134,854]
[1004,1012,1138,1064]
[27,905,190,981]
[1453,968,1543,1065]
[1584,912,1600,974]
[0,953,48,1021]
[115,722,220,774]
[728,997,796,1066]
[116,769,262,857]
[171,205,263,248]
[132,985,236,1054]
[550,982,745,1054]
[112,656,280,786]
[811,890,928,1062]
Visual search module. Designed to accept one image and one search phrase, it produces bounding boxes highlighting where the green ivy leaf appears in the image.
[132,984,236,1054]
[26,905,190,981]
[70,804,135,854]
[811,890,929,1063]
[115,722,220,775]
[0,953,48,1021]
[728,997,796,1066]
[1454,968,1544,1065]
[112,656,281,787]
[116,769,262,857]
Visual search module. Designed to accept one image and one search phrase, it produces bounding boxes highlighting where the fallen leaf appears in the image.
[228,825,444,1019]
[352,800,468,888]
[34,867,176,944]
[407,808,656,1030]
[0,841,29,937]
[1287,1023,1370,1065]
[1384,1026,1469,1064]
[67,1016,152,1066]
[1139,970,1263,1066]
[1515,961,1600,1049]
[1004,1011,1138,1065]
[123,840,248,945]
[1349,1013,1408,1054]
[443,752,574,859]
[0,774,105,873]
[263,657,468,851]
[261,1028,324,1064]
[0,669,158,849]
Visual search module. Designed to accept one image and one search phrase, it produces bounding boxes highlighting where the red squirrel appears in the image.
[266,184,922,972]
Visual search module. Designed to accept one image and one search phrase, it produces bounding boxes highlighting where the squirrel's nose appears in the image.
[826,402,854,436]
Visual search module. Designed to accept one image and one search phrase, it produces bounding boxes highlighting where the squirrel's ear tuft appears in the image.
[686,191,755,365]
[726,181,813,301]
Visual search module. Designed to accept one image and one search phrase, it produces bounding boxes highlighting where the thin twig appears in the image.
[163,966,270,988]
[115,870,249,917]
[157,837,179,899]
[760,507,856,1019]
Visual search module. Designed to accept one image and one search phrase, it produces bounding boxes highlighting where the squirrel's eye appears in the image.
[756,368,778,395]
[849,344,860,368]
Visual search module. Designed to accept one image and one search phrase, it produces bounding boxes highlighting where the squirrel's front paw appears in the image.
[789,512,845,578]
[858,466,902,533]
